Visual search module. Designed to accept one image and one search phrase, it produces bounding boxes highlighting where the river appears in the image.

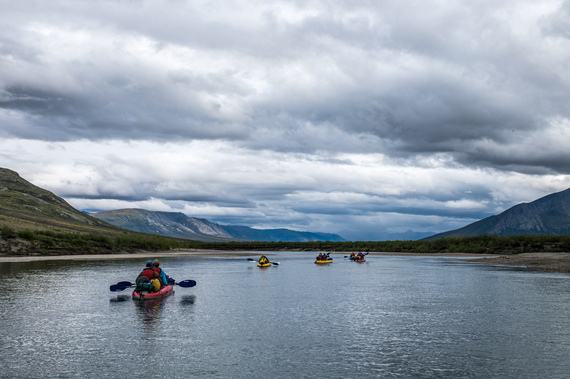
[1,252,569,378]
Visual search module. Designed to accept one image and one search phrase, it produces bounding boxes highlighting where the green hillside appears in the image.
[0,168,128,235]
[0,168,210,255]
[424,187,570,240]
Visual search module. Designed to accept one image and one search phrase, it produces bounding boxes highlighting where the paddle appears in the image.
[247,258,280,266]
[109,279,197,292]
[110,284,131,292]
[176,280,197,288]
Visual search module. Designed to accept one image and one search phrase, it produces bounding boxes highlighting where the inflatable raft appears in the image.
[132,284,174,300]
[315,259,333,264]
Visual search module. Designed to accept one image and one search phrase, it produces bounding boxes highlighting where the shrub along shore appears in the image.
[1,226,570,273]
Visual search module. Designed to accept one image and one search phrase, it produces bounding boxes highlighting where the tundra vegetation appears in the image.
[2,225,570,256]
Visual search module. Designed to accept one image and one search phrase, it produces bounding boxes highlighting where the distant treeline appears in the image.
[2,226,570,255]
[200,234,570,254]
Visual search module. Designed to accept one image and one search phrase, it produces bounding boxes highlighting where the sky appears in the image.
[1,0,570,241]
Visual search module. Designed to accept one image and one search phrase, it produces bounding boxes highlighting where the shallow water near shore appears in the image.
[1,252,569,378]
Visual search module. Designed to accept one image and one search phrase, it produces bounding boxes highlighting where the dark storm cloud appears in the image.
[2,0,568,170]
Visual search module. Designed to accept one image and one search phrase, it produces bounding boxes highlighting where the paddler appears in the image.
[152,260,169,288]
[136,260,160,291]
[259,254,269,265]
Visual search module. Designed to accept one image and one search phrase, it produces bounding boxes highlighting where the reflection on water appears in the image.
[109,294,130,302]
[0,252,569,379]
[180,294,196,305]
[134,297,168,327]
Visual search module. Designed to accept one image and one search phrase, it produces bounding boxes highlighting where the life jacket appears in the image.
[153,267,161,275]
[142,267,155,280]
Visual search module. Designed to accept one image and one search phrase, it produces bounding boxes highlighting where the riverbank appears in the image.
[465,252,570,274]
[0,249,256,262]
[1,250,569,274]
[369,251,570,274]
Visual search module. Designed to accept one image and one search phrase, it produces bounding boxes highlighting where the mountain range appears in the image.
[3,166,570,242]
[0,167,345,242]
[92,208,346,242]
[425,187,570,239]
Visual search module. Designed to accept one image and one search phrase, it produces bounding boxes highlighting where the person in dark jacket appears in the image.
[136,260,160,290]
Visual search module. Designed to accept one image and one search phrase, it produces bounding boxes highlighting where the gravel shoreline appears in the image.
[369,252,570,274]
[465,252,570,274]
[0,249,257,262]
[1,250,569,274]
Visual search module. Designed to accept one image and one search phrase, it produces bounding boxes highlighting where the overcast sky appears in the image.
[1,0,570,240]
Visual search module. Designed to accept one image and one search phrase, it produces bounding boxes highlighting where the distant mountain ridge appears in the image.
[426,188,570,239]
[92,208,346,242]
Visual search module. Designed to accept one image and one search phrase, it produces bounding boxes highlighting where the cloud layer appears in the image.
[1,0,570,240]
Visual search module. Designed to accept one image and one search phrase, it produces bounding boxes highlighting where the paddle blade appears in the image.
[110,284,129,292]
[176,280,197,288]
[247,258,255,261]
[116,281,134,287]
[271,262,279,266]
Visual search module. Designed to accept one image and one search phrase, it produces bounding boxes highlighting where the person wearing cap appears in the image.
[136,260,160,291]
[152,260,169,288]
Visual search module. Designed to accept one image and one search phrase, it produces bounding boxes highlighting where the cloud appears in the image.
[1,0,570,240]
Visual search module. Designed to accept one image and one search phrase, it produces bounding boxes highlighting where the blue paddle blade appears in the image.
[110,284,129,292]
[116,281,134,287]
[176,280,197,288]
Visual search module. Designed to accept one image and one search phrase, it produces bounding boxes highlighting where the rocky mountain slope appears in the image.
[426,187,570,239]
[92,208,346,242]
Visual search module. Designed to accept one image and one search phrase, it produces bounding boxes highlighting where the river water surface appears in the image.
[1,252,569,378]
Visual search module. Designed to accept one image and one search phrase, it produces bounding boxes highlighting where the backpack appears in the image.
[136,282,154,292]
[136,276,154,292]
[150,278,161,291]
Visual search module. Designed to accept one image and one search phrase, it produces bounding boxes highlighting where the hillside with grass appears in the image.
[0,168,179,255]
[425,187,570,239]
[0,168,127,236]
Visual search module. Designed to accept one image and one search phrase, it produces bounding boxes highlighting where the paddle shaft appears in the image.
[110,279,196,291]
